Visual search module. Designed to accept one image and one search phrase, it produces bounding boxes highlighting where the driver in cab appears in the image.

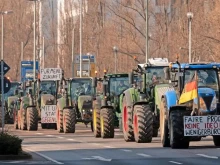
[116,80,128,94]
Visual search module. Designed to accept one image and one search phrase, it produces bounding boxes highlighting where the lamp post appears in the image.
[72,28,75,77]
[0,10,13,132]
[146,0,149,63]
[187,12,193,63]
[79,0,83,78]
[28,0,41,80]
[113,46,118,74]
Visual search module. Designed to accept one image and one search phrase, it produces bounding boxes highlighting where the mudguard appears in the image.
[122,88,138,108]
[8,96,18,108]
[164,90,177,110]
[78,95,93,111]
[57,98,67,110]
[20,96,30,110]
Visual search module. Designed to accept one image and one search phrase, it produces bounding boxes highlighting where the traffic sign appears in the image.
[0,60,10,75]
[0,77,11,94]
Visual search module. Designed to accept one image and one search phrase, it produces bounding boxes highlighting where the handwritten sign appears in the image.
[184,115,220,136]
[40,68,62,81]
[41,105,57,123]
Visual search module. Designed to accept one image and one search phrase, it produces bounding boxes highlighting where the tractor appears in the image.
[92,71,134,138]
[56,77,95,133]
[160,58,220,149]
[14,80,38,131]
[122,58,171,143]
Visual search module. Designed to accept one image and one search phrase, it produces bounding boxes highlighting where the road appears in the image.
[1,123,220,165]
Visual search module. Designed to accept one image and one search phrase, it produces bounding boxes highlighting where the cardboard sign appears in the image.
[40,68,62,81]
[41,105,57,123]
[184,115,220,136]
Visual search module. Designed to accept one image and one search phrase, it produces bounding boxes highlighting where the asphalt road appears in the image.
[1,123,220,165]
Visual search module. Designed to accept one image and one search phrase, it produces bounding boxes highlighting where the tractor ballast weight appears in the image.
[160,59,220,149]
[122,58,171,143]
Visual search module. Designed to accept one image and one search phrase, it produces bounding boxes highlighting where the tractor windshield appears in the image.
[109,77,129,95]
[71,79,93,100]
[40,81,56,95]
[184,69,219,94]
[4,82,20,101]
[145,67,166,84]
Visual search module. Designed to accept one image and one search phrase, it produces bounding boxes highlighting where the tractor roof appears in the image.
[70,77,93,81]
[106,73,128,77]
[171,62,220,69]
[138,58,169,68]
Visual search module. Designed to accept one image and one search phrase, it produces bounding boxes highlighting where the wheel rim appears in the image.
[93,109,96,131]
[133,114,138,134]
[101,115,104,134]
[123,106,128,132]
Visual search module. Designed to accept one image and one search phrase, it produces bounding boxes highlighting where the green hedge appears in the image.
[0,132,23,155]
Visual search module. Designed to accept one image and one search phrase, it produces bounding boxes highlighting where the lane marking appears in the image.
[36,133,43,135]
[46,135,53,137]
[197,154,218,159]
[57,137,64,139]
[121,149,132,152]
[104,146,115,148]
[115,133,123,136]
[169,161,183,164]
[92,143,101,145]
[67,139,76,141]
[25,148,64,164]
[137,153,151,157]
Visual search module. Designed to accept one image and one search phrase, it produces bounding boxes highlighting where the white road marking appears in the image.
[197,154,218,159]
[57,137,64,139]
[137,153,151,157]
[92,143,101,145]
[36,133,43,135]
[115,133,123,136]
[121,149,132,152]
[46,135,53,137]
[25,149,64,164]
[104,146,115,148]
[67,139,76,141]
[169,161,183,164]
[82,156,112,162]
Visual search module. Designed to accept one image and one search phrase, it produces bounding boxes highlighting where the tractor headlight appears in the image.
[210,95,217,111]
[199,97,206,111]
[90,109,93,112]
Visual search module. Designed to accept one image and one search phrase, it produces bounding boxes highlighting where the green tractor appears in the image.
[56,77,95,133]
[122,58,172,143]
[14,80,38,131]
[92,71,133,138]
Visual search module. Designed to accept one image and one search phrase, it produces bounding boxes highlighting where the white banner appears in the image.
[40,68,62,81]
[184,115,220,136]
[41,105,57,123]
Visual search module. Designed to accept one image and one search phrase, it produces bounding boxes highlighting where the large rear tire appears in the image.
[133,105,153,143]
[57,107,63,133]
[160,98,170,147]
[169,110,189,149]
[122,97,134,142]
[92,104,101,137]
[63,109,76,133]
[26,107,38,131]
[100,108,114,138]
[20,109,27,130]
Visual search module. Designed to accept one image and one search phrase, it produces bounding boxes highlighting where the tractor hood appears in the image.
[41,94,56,106]
[78,95,93,110]
[194,87,216,111]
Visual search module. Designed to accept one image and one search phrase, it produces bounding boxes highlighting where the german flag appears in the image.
[179,79,198,104]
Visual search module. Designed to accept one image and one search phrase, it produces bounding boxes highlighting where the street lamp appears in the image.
[87,52,92,77]
[28,0,41,80]
[0,10,13,132]
[187,12,193,63]
[146,0,149,63]
[113,46,118,74]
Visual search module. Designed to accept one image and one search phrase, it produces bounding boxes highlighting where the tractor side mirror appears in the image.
[92,77,97,88]
[129,72,134,85]
[164,67,170,80]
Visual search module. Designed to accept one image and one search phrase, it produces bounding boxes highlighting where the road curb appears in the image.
[0,151,32,160]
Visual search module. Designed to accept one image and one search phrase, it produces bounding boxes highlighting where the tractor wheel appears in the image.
[122,97,134,142]
[20,109,27,130]
[91,121,93,132]
[14,110,18,130]
[26,107,38,131]
[160,98,170,147]
[133,105,153,143]
[92,106,101,137]
[63,109,76,133]
[57,107,63,133]
[213,136,220,146]
[169,110,189,149]
[100,108,114,138]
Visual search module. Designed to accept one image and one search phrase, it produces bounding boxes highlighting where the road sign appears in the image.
[0,60,10,75]
[0,77,11,94]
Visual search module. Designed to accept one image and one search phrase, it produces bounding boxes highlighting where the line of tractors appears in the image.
[3,57,220,149]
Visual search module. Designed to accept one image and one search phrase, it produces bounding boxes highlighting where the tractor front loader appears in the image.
[160,58,220,149]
